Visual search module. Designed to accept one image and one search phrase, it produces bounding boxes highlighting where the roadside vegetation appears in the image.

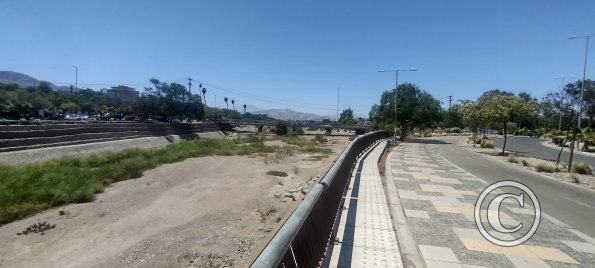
[0,135,332,224]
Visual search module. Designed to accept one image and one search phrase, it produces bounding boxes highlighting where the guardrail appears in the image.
[252,131,389,268]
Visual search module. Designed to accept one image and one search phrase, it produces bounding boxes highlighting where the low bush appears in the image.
[508,156,519,163]
[481,141,495,149]
[571,162,593,175]
[314,134,328,143]
[521,159,530,167]
[266,171,288,177]
[535,163,556,173]
[570,174,581,184]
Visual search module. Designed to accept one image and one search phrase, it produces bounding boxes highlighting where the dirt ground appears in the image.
[0,136,351,268]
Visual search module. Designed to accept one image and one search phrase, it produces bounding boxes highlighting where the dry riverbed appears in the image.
[0,136,350,268]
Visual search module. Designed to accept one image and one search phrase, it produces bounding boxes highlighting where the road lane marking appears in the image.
[561,196,595,209]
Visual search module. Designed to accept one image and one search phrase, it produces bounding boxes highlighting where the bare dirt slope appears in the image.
[0,137,350,268]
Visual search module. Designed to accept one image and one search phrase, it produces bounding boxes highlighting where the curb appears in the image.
[383,148,424,268]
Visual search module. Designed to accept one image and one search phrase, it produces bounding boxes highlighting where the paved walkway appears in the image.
[388,141,595,267]
[328,140,403,268]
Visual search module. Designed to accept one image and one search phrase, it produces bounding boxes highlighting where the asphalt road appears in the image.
[493,136,595,168]
[427,136,595,238]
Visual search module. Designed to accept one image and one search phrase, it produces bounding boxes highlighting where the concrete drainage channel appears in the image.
[0,122,220,152]
[251,131,389,268]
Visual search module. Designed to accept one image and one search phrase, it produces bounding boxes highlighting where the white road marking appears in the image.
[561,196,595,209]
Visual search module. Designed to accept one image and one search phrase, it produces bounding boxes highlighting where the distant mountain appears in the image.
[0,71,69,91]
[253,108,332,121]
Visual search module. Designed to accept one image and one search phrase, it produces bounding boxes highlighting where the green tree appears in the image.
[136,79,204,120]
[224,97,229,109]
[478,93,537,155]
[370,83,442,140]
[339,107,357,125]
[445,104,464,129]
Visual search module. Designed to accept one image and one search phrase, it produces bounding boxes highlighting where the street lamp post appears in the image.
[568,34,594,129]
[72,66,78,92]
[377,68,418,146]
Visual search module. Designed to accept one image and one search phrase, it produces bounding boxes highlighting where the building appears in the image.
[101,85,139,102]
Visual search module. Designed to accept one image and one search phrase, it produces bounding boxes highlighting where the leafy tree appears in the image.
[339,107,357,125]
[243,104,247,114]
[224,97,229,109]
[477,93,537,155]
[137,79,204,120]
[445,104,464,129]
[370,83,442,140]
[201,87,207,105]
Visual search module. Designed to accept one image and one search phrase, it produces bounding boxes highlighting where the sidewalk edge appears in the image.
[384,148,424,268]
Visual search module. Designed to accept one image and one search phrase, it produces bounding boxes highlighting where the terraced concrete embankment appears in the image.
[0,122,220,152]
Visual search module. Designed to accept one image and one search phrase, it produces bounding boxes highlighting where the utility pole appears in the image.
[72,66,77,92]
[214,94,217,108]
[336,83,340,122]
[448,96,452,108]
[187,78,193,93]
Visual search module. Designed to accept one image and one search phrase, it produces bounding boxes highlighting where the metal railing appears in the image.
[252,131,389,268]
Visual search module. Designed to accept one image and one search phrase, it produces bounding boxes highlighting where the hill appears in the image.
[253,108,332,121]
[0,71,68,91]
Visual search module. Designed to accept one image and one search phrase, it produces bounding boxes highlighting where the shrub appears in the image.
[552,136,564,146]
[508,156,519,163]
[266,171,288,177]
[570,175,580,184]
[481,141,495,149]
[521,159,530,167]
[535,163,556,173]
[274,121,288,135]
[314,134,328,143]
[450,127,462,134]
[571,162,593,175]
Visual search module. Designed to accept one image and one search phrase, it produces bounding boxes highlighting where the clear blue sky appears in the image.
[1,0,593,117]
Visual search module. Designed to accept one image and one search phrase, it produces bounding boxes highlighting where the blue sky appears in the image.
[1,1,593,117]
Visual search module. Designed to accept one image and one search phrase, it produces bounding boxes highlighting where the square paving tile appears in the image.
[419,244,460,263]
[404,209,430,219]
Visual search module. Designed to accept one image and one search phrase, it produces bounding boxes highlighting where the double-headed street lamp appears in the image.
[377,68,418,146]
[568,34,594,129]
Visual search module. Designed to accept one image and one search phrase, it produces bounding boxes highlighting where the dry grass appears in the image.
[571,162,593,175]
[535,163,557,173]
[508,156,519,163]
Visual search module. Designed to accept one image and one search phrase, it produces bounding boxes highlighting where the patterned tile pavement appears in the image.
[328,140,403,268]
[390,141,595,267]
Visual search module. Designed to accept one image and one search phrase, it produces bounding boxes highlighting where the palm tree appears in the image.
[243,104,247,114]
[231,99,235,111]
[224,97,229,109]
[201,87,207,106]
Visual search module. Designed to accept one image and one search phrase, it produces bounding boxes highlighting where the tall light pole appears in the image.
[72,66,78,92]
[568,34,594,129]
[554,76,575,130]
[377,68,418,146]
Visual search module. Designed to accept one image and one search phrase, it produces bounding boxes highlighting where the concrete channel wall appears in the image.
[0,122,220,152]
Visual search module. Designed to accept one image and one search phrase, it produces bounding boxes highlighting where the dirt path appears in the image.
[0,136,350,268]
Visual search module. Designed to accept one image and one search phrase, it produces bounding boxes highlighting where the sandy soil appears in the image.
[0,136,350,268]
